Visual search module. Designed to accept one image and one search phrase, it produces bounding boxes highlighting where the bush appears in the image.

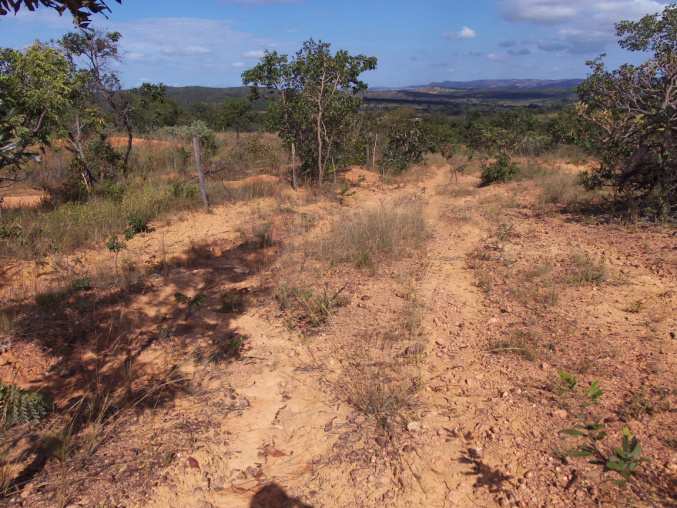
[577,5,677,218]
[480,154,519,186]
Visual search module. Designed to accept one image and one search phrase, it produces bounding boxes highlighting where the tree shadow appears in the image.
[459,448,513,494]
[250,483,313,508]
[0,234,279,498]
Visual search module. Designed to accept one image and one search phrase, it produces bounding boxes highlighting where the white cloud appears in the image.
[501,0,667,24]
[457,26,477,39]
[242,49,266,58]
[232,62,246,68]
[502,0,668,55]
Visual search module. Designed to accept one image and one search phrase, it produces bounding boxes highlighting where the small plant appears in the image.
[106,235,126,276]
[70,276,92,292]
[495,222,515,242]
[0,382,53,428]
[275,284,348,333]
[488,330,536,361]
[623,300,644,314]
[219,291,246,314]
[480,154,519,186]
[124,212,152,240]
[568,253,607,285]
[207,333,246,363]
[175,292,206,312]
[606,427,646,483]
[559,370,578,391]
[587,381,604,404]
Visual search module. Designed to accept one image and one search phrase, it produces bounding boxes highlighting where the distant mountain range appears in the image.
[415,79,583,91]
[163,79,583,111]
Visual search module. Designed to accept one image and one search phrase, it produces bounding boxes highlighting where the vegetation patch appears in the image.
[314,199,428,270]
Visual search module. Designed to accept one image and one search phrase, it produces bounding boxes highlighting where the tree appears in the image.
[59,30,134,175]
[0,43,75,187]
[0,0,120,27]
[219,97,254,142]
[243,39,377,183]
[577,4,676,218]
[129,83,179,133]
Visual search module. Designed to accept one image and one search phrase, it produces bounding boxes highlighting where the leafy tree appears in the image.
[577,4,676,218]
[219,97,254,142]
[59,30,134,174]
[129,83,179,133]
[0,43,75,187]
[243,39,377,183]
[380,108,426,172]
[0,0,120,27]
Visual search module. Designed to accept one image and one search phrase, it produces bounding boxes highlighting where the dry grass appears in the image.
[567,252,607,285]
[275,284,349,333]
[313,197,428,270]
[488,329,537,361]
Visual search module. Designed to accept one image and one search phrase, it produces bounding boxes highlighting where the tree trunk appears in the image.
[372,133,378,171]
[316,112,324,184]
[192,136,210,210]
[291,142,298,190]
[122,119,133,176]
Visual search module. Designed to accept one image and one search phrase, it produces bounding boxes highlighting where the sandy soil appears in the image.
[0,164,675,507]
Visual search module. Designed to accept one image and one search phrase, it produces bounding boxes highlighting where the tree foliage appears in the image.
[0,0,120,27]
[243,39,377,183]
[578,3,676,217]
[0,43,75,185]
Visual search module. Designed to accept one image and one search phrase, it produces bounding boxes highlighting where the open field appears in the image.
[0,148,674,507]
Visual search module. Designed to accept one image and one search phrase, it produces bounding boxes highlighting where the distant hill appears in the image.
[160,80,583,112]
[417,79,583,91]
[164,86,251,107]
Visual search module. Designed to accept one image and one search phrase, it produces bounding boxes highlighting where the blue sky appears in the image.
[0,0,669,88]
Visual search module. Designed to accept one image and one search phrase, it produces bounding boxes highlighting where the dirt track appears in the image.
[1,165,675,507]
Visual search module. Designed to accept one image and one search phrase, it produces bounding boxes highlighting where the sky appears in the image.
[0,0,670,88]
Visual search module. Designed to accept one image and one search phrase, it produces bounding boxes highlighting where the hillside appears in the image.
[163,79,581,112]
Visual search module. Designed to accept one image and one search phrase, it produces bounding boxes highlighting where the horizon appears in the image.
[0,1,669,88]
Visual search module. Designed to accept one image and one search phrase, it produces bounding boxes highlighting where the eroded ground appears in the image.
[0,163,675,507]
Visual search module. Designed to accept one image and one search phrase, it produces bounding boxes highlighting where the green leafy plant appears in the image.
[606,427,646,482]
[124,212,152,240]
[480,154,519,186]
[587,381,604,404]
[559,370,578,391]
[0,382,52,428]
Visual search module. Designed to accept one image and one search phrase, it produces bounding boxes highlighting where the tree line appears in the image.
[1,2,675,217]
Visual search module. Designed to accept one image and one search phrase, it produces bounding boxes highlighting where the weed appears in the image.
[559,371,578,391]
[495,222,515,242]
[567,252,607,285]
[314,199,427,270]
[0,382,53,428]
[488,330,536,361]
[175,292,206,311]
[124,212,152,240]
[70,276,92,292]
[219,291,247,314]
[346,372,415,430]
[475,269,493,294]
[587,381,604,404]
[623,300,644,314]
[208,333,246,363]
[275,284,348,332]
[606,427,646,482]
[537,172,581,206]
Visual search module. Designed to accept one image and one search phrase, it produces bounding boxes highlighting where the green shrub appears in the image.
[124,211,152,240]
[480,154,519,186]
[0,382,53,428]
